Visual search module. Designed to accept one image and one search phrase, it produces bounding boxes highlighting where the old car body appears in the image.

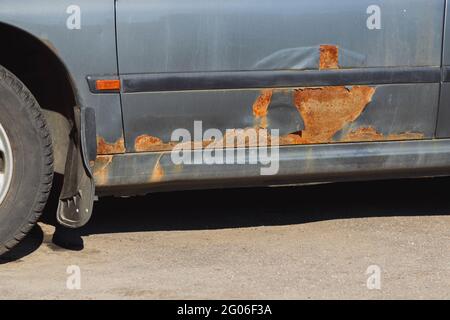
[1,0,450,231]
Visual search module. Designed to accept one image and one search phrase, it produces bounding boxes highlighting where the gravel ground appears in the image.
[1,177,450,299]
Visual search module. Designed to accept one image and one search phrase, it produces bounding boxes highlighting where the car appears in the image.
[1,0,450,255]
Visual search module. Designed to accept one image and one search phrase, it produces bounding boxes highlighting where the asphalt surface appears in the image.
[1,177,450,299]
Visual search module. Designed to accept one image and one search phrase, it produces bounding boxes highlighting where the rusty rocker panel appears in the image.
[94,140,450,195]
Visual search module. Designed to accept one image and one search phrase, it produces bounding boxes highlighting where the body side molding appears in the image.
[119,67,441,93]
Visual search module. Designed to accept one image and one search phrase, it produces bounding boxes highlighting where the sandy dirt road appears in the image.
[1,177,450,299]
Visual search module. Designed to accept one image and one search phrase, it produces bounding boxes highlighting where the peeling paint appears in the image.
[319,45,339,70]
[342,127,424,142]
[293,86,376,144]
[97,136,126,155]
[93,155,113,186]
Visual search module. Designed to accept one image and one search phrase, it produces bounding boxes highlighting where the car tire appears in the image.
[0,65,54,256]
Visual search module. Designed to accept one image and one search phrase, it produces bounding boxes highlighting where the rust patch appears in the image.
[279,132,303,145]
[150,156,165,182]
[342,127,424,142]
[97,136,126,154]
[151,162,165,182]
[252,90,273,117]
[135,135,165,152]
[319,45,339,70]
[134,134,213,152]
[252,89,273,129]
[386,132,425,141]
[341,127,383,141]
[293,86,376,144]
[93,155,113,186]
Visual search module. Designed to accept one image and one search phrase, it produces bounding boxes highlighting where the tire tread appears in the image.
[0,65,54,256]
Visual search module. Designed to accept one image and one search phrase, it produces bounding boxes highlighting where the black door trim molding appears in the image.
[118,67,441,93]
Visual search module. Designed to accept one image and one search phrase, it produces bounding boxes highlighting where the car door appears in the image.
[116,0,444,153]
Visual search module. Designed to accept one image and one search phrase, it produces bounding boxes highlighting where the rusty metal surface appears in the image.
[319,45,340,70]
[93,155,114,186]
[94,139,450,195]
[117,0,444,161]
[3,0,448,195]
[118,42,438,154]
[121,83,437,154]
[341,127,424,142]
[96,136,126,155]
[292,86,375,144]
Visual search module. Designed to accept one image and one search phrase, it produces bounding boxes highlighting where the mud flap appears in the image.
[56,107,96,228]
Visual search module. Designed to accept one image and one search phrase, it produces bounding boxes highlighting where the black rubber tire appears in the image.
[0,65,53,256]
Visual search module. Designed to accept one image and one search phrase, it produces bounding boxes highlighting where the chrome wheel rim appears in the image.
[0,123,13,205]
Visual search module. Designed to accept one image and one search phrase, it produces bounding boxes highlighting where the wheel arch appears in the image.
[0,21,80,175]
[0,22,96,228]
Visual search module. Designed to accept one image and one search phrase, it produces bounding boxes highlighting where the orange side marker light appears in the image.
[95,79,121,91]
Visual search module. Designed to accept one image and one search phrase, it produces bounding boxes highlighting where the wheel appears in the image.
[0,65,53,256]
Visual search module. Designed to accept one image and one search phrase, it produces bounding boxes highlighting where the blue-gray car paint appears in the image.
[116,0,443,72]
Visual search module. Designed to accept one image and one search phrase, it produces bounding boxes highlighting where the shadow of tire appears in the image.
[0,224,44,264]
